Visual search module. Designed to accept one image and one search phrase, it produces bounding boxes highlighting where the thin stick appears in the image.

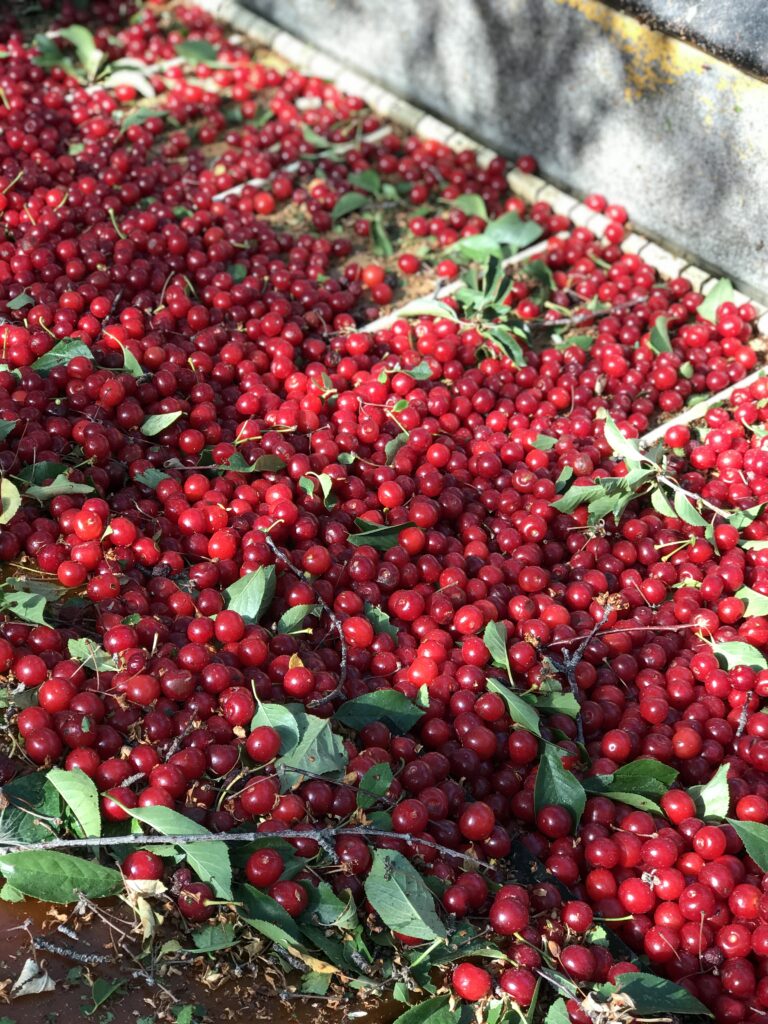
[3,826,495,869]
[32,937,111,965]
[264,534,347,707]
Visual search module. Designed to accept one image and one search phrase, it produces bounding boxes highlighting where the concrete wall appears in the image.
[243,0,768,302]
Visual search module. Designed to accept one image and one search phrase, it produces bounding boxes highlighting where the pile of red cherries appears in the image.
[1,4,768,1022]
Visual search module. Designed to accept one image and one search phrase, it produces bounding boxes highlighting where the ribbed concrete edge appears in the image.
[198,0,768,340]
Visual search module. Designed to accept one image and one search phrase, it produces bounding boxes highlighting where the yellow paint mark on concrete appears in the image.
[554,0,767,101]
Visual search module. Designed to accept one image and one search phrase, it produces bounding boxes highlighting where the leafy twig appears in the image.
[546,621,603,745]
[263,534,347,707]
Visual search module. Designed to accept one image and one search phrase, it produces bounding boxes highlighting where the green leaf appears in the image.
[727,819,768,870]
[451,234,502,264]
[301,972,331,996]
[0,884,24,903]
[331,192,369,222]
[613,972,713,1016]
[227,263,247,284]
[650,486,676,518]
[611,759,678,793]
[485,212,543,251]
[48,768,101,838]
[173,1007,203,1024]
[697,278,734,324]
[118,343,143,378]
[369,214,393,258]
[300,124,330,149]
[598,791,662,813]
[365,849,446,940]
[584,760,677,808]
[223,565,276,624]
[544,999,570,1024]
[124,806,232,898]
[56,25,104,81]
[250,701,301,752]
[385,431,409,465]
[552,484,603,514]
[135,468,170,488]
[0,419,17,440]
[535,692,580,717]
[673,488,708,527]
[689,763,730,821]
[482,621,510,676]
[364,600,398,640]
[598,409,644,465]
[25,474,93,502]
[175,40,219,65]
[487,678,541,737]
[299,472,336,508]
[222,452,286,474]
[390,995,459,1024]
[276,712,347,789]
[397,298,458,321]
[736,585,768,617]
[357,763,393,810]
[484,323,526,367]
[141,411,182,436]
[276,603,319,634]
[236,883,303,946]
[649,316,672,354]
[349,519,415,550]
[532,435,556,451]
[336,691,424,734]
[308,880,359,931]
[557,333,594,350]
[31,34,71,72]
[0,852,121,903]
[348,170,382,195]
[0,479,20,525]
[403,361,434,381]
[67,638,114,673]
[32,339,92,375]
[103,68,156,99]
[450,194,488,220]
[2,773,61,844]
[526,259,555,295]
[710,640,767,671]
[116,107,167,136]
[534,743,585,829]
[0,589,48,625]
[7,291,33,310]
[85,977,124,1016]
[555,466,573,493]
[190,922,236,953]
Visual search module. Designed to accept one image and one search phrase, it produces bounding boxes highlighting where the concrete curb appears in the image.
[199,0,768,339]
[199,0,768,406]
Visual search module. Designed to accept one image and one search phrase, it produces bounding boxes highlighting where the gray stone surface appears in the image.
[613,1,768,76]
[240,0,768,302]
